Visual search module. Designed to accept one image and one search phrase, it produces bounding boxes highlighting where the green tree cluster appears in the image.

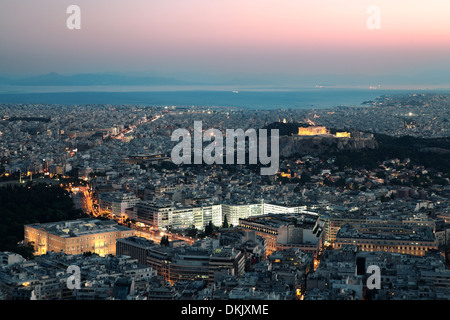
[0,183,87,259]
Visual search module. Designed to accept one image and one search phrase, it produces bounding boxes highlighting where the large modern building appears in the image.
[208,247,246,285]
[24,218,135,256]
[134,199,319,233]
[319,214,443,246]
[116,236,156,265]
[222,203,264,227]
[334,223,438,256]
[145,245,212,284]
[135,201,222,230]
[99,191,140,220]
[222,202,318,228]
[117,239,247,285]
[239,213,323,258]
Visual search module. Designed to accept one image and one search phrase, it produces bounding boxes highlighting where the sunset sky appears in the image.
[1,0,450,85]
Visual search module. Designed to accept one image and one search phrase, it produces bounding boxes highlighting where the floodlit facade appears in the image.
[135,201,222,230]
[335,132,351,138]
[222,202,315,227]
[298,126,328,136]
[297,126,350,138]
[24,218,135,256]
[222,203,264,227]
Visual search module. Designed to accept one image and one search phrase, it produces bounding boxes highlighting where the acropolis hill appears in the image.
[271,124,377,157]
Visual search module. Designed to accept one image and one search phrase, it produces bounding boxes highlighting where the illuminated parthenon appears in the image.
[297,126,350,138]
[298,126,328,136]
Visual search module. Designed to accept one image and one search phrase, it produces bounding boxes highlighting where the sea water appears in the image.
[0,85,447,110]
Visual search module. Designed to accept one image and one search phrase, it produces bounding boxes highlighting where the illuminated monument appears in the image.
[297,126,350,138]
[297,126,328,136]
[335,132,351,138]
[278,124,375,157]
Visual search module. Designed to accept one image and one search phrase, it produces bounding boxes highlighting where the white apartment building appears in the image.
[135,200,318,232]
[222,203,264,227]
[135,201,222,230]
[223,202,316,227]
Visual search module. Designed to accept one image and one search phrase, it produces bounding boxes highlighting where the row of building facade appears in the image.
[98,191,319,230]
[23,213,443,261]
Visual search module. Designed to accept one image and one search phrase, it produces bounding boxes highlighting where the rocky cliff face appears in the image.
[279,134,378,157]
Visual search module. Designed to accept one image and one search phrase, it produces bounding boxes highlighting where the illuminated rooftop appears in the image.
[25,218,132,238]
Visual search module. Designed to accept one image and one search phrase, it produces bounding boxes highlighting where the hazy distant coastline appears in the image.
[1,87,449,110]
[1,72,448,109]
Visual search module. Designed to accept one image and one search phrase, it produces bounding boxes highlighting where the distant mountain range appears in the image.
[0,71,449,88]
[0,72,201,86]
[0,72,277,87]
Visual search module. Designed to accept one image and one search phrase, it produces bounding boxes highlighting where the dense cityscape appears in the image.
[1,92,449,301]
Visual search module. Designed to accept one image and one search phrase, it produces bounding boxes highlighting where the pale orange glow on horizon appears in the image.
[0,0,449,76]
